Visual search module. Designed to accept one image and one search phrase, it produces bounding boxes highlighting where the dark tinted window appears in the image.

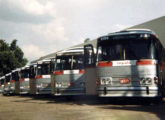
[37,64,50,75]
[55,55,84,70]
[98,34,156,61]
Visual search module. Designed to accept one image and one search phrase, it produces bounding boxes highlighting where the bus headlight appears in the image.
[140,78,152,85]
[37,85,41,88]
[56,83,62,87]
[100,77,112,85]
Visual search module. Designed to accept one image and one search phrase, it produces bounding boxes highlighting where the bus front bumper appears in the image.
[20,88,29,94]
[54,88,86,96]
[98,86,160,97]
[36,87,51,94]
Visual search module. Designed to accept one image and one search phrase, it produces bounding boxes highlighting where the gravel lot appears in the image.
[0,95,165,120]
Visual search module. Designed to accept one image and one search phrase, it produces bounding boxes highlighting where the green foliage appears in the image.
[0,39,28,76]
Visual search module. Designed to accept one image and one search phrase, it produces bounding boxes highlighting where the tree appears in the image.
[0,39,28,76]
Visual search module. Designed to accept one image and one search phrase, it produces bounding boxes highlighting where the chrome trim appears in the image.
[98,86,158,91]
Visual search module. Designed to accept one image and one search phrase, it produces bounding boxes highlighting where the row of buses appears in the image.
[0,29,165,101]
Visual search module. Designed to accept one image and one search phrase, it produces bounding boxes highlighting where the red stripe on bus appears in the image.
[5,83,8,85]
[136,60,156,65]
[35,75,42,79]
[97,61,113,67]
[79,70,85,74]
[54,71,64,75]
[10,80,15,83]
[19,79,24,82]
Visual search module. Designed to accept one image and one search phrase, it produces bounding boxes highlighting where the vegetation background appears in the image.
[0,39,28,76]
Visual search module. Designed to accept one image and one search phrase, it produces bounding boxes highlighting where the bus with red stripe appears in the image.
[19,66,30,94]
[84,29,165,100]
[51,47,85,96]
[35,59,52,94]
[29,60,52,95]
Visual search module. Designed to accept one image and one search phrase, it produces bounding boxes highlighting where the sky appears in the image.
[0,0,164,62]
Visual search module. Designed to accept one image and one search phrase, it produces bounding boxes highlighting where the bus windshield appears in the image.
[98,35,156,61]
[20,69,29,78]
[6,76,11,82]
[55,55,84,70]
[1,79,4,84]
[12,72,19,81]
[37,63,50,75]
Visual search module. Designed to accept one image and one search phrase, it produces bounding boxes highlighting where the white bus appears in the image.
[84,29,165,101]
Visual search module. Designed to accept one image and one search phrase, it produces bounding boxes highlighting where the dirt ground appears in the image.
[0,95,165,120]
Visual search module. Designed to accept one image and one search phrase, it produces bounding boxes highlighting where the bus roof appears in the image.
[12,68,21,73]
[0,76,5,79]
[21,65,30,70]
[5,73,11,76]
[37,59,51,64]
[106,29,155,37]
[56,47,84,56]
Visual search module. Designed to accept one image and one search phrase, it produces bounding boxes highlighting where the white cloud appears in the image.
[1,0,56,16]
[22,44,46,61]
[0,0,55,23]
[112,24,131,32]
[31,19,68,43]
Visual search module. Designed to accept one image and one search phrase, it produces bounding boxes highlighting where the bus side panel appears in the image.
[85,67,97,95]
[51,74,55,95]
[160,51,165,96]
[15,81,20,94]
[156,41,165,97]
[30,79,36,95]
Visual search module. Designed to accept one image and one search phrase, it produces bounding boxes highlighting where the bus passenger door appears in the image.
[84,44,97,95]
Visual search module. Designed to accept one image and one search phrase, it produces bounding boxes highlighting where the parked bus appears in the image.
[0,76,5,94]
[84,29,165,100]
[19,66,30,94]
[3,73,12,95]
[35,59,52,94]
[51,47,85,96]
[29,60,52,95]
